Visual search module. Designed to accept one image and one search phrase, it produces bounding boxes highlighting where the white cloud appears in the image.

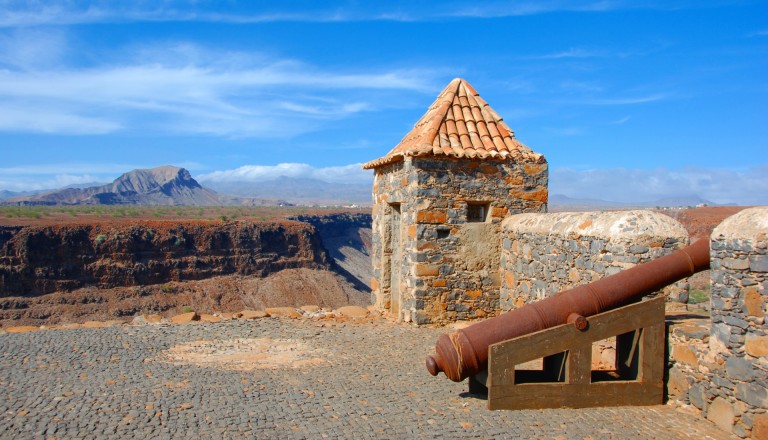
[551,165,768,206]
[611,115,631,124]
[584,94,667,105]
[0,34,436,136]
[198,163,372,184]
[0,163,138,175]
[0,174,104,192]
[535,48,606,59]
[0,0,725,27]
[0,104,121,134]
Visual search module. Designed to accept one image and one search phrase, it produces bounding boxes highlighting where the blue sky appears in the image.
[0,0,766,205]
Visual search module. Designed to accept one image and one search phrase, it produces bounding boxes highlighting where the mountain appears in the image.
[9,166,222,206]
[0,190,27,201]
[201,177,372,205]
[549,194,716,212]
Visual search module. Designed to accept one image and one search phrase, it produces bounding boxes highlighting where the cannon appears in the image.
[426,238,710,383]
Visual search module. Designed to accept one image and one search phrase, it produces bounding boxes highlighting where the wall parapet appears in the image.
[669,206,768,439]
[500,210,689,311]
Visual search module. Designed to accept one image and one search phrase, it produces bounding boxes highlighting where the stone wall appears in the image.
[369,156,547,324]
[667,207,768,439]
[499,210,689,311]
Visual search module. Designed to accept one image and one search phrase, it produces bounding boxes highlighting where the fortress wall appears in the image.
[499,210,689,311]
[668,207,768,439]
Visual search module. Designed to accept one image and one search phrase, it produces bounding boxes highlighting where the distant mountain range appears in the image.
[201,177,371,205]
[548,194,718,211]
[1,164,723,209]
[2,166,367,207]
[6,166,221,206]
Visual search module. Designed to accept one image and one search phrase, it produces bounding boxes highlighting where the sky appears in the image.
[0,0,766,205]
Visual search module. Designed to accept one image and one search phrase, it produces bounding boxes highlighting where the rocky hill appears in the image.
[10,166,222,206]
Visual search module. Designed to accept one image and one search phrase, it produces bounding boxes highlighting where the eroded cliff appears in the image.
[0,214,373,325]
[0,221,331,296]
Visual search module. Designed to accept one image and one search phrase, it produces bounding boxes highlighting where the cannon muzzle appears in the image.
[427,238,710,382]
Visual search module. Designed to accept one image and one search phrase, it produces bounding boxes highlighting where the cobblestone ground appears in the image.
[0,319,736,439]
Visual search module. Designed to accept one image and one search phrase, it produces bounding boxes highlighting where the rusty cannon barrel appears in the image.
[426,238,710,382]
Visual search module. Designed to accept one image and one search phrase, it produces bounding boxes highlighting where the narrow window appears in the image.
[467,202,490,223]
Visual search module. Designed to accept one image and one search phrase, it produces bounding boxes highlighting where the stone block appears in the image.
[416,210,447,224]
[672,345,700,367]
[335,306,369,318]
[723,258,750,270]
[753,413,768,440]
[725,315,750,329]
[746,335,768,357]
[265,307,302,319]
[82,321,109,328]
[145,315,164,324]
[4,326,39,333]
[239,310,269,319]
[170,312,199,324]
[711,322,732,355]
[726,356,755,381]
[199,314,221,323]
[689,383,706,410]
[673,324,709,340]
[667,367,691,399]
[735,383,768,408]
[415,264,440,277]
[750,255,768,272]
[745,287,766,318]
[707,397,735,432]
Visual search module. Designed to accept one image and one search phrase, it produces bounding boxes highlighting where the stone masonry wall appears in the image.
[499,210,689,311]
[407,157,547,324]
[370,160,411,313]
[369,156,547,324]
[667,207,768,439]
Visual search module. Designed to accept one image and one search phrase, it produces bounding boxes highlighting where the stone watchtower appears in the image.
[363,78,548,324]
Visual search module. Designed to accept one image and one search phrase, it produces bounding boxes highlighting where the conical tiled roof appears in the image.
[363,78,543,169]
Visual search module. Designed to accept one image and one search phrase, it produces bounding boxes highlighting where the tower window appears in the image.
[467,203,490,223]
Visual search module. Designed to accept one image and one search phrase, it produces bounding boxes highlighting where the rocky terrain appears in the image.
[0,205,745,327]
[0,213,372,326]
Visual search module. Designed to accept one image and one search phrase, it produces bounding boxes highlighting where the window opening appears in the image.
[467,202,490,223]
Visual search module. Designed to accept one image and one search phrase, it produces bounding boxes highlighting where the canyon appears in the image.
[0,213,372,326]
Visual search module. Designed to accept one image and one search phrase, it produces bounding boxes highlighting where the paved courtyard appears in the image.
[1,318,736,439]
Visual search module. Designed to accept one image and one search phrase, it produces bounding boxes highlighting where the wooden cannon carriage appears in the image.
[426,239,710,409]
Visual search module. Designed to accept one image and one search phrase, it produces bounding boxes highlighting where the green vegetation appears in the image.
[689,287,710,304]
[181,306,195,314]
[0,205,367,224]
[94,234,107,245]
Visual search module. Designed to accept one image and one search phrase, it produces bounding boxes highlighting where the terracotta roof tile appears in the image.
[363,78,544,169]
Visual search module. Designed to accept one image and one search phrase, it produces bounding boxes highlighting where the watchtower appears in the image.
[363,78,548,324]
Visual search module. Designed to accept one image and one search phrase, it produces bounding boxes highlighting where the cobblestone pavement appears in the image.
[1,318,736,439]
